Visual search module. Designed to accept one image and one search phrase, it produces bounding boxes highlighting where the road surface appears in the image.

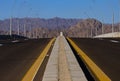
[71,38,120,81]
[0,39,51,81]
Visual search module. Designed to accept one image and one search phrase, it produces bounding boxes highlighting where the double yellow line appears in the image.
[67,38,111,81]
[22,38,55,81]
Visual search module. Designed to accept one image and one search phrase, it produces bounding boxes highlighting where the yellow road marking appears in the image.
[22,38,55,81]
[67,38,111,81]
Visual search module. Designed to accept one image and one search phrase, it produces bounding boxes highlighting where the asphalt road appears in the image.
[71,38,120,81]
[0,38,51,81]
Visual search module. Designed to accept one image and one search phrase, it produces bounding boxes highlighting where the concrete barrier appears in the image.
[94,32,120,38]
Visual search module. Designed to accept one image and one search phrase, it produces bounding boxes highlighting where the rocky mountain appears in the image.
[0,17,80,38]
[66,18,120,37]
[0,17,119,38]
[0,17,80,30]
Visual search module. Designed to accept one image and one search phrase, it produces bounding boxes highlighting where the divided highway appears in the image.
[70,38,120,81]
[0,37,119,81]
[0,39,51,81]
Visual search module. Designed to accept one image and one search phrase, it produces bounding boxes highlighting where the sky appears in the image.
[0,0,120,23]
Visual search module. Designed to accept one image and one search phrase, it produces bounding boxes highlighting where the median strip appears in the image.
[22,38,55,81]
[67,37,111,81]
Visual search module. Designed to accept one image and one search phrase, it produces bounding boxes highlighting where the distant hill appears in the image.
[66,18,102,37]
[0,17,80,38]
[66,18,120,37]
[0,17,119,38]
[0,17,80,30]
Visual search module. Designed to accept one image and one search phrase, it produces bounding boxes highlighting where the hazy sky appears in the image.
[0,0,120,23]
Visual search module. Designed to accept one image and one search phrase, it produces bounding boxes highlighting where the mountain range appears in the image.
[0,17,119,38]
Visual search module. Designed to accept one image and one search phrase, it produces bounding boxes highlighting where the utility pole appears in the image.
[102,20,104,34]
[95,27,97,36]
[118,0,120,37]
[112,12,114,33]
[24,23,26,37]
[29,25,31,38]
[35,28,38,38]
[87,28,89,37]
[119,10,120,32]
[84,12,92,37]
[119,15,120,32]
[10,17,12,36]
[17,19,20,35]
[90,27,92,37]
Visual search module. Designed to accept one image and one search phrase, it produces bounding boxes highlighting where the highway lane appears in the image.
[0,38,51,81]
[71,38,120,81]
